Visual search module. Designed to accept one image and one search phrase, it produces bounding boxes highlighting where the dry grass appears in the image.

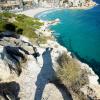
[56,52,89,92]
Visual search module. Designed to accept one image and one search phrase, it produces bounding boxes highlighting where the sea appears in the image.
[36,0,100,81]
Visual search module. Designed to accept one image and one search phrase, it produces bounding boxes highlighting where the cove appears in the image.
[36,5,100,81]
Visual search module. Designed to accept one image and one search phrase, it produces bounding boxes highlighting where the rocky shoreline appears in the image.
[39,20,100,99]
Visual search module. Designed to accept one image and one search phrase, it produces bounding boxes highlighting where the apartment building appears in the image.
[23,0,33,8]
[0,0,22,10]
[0,0,33,11]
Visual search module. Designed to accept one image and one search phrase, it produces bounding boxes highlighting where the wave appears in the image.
[35,8,64,19]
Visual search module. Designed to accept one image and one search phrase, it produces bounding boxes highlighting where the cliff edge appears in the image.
[0,12,100,100]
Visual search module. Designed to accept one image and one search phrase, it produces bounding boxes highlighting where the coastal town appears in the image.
[0,0,96,12]
[0,0,100,100]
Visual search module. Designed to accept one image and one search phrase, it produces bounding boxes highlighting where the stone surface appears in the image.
[0,33,72,100]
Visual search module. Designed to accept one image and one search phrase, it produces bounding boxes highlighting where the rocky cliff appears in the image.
[0,29,73,100]
[0,13,100,100]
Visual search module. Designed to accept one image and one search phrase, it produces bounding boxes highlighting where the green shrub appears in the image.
[0,12,45,43]
[16,14,43,28]
[15,14,44,38]
[0,20,7,32]
[0,12,15,32]
[16,14,27,22]
[0,12,15,19]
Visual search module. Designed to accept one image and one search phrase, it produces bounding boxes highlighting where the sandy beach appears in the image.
[17,7,53,17]
[17,1,96,18]
[17,0,96,18]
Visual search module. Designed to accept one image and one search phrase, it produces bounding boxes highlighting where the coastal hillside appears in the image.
[34,0,96,9]
[0,12,100,100]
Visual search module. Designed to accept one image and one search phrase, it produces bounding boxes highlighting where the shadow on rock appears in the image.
[35,47,73,100]
[3,46,27,76]
[0,81,20,100]
[0,23,20,39]
[50,79,73,100]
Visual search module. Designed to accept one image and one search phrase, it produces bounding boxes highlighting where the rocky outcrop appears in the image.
[0,30,73,100]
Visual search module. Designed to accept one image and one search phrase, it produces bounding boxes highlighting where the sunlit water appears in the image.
[36,2,100,80]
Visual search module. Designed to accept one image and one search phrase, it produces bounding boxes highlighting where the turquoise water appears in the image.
[36,5,100,79]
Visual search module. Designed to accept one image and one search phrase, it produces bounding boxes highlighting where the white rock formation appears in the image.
[0,33,72,100]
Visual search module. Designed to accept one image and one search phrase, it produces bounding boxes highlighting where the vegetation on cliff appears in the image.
[56,52,89,100]
[0,12,47,43]
[0,12,46,99]
[0,12,98,100]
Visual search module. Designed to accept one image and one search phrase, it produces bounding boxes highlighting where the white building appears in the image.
[0,0,21,10]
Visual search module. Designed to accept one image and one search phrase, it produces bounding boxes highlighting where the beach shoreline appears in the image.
[17,0,97,18]
[17,7,53,17]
